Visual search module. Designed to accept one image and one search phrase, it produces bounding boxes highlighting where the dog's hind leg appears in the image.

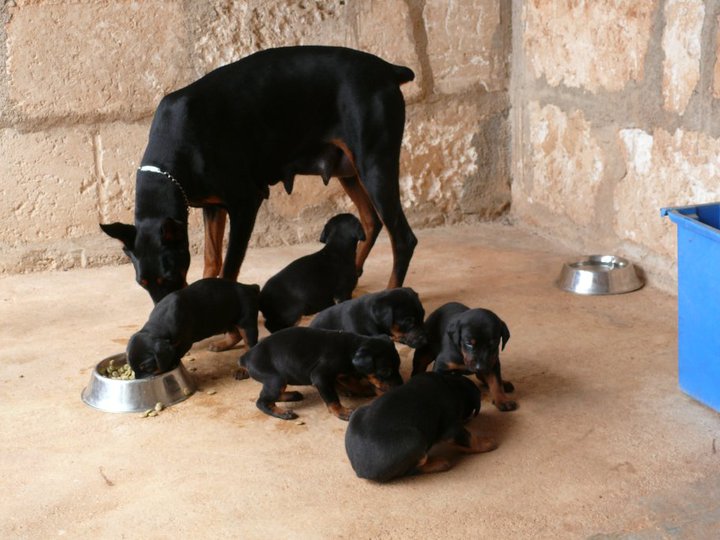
[203,206,226,278]
[208,329,242,352]
[338,175,382,278]
[257,379,298,420]
[352,95,416,288]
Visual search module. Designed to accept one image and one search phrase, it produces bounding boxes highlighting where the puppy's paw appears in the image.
[278,410,299,421]
[234,367,249,380]
[327,402,353,421]
[503,380,515,393]
[494,399,517,412]
[416,455,452,474]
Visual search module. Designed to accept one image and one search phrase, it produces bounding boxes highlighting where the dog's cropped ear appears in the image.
[100,222,136,251]
[351,346,375,374]
[354,219,366,242]
[153,338,177,373]
[161,218,187,245]
[371,298,394,331]
[499,319,510,350]
[446,318,461,350]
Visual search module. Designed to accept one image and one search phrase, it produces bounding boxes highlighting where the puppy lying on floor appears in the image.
[345,372,497,482]
[236,327,403,421]
[259,213,365,333]
[126,278,259,378]
[412,302,516,411]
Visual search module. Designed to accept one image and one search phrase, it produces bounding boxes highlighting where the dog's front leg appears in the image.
[203,206,227,278]
[221,199,262,281]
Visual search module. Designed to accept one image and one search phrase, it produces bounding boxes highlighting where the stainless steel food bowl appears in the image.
[81,353,196,413]
[557,255,644,295]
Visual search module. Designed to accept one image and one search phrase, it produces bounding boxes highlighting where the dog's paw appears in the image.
[503,380,515,393]
[277,410,299,421]
[234,367,249,380]
[494,399,518,412]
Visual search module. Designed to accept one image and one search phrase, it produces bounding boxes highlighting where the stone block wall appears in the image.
[0,0,511,273]
[512,0,720,292]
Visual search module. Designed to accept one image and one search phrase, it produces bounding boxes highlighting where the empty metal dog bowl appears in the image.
[81,353,196,413]
[557,255,644,295]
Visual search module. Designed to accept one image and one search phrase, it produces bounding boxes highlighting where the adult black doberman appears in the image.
[101,46,417,305]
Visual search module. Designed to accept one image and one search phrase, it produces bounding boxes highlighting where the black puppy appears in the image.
[236,327,403,421]
[345,372,496,482]
[100,46,418,306]
[309,287,427,348]
[412,302,515,411]
[127,278,259,378]
[260,214,365,333]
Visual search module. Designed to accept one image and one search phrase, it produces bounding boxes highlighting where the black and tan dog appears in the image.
[345,372,496,482]
[126,278,259,378]
[101,46,417,307]
[412,302,516,411]
[236,327,403,421]
[259,213,365,333]
[309,287,427,348]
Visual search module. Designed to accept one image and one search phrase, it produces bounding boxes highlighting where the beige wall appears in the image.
[511,0,720,292]
[0,0,511,273]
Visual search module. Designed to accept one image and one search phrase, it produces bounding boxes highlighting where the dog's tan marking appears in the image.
[452,432,498,454]
[203,207,227,278]
[416,455,452,474]
[327,401,353,420]
[487,372,515,410]
[208,329,241,352]
[338,176,380,276]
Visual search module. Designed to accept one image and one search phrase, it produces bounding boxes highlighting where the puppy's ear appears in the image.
[100,222,136,251]
[153,339,177,373]
[319,221,331,244]
[354,219,366,242]
[499,319,510,351]
[351,347,374,374]
[161,218,187,245]
[371,299,394,331]
[447,318,461,349]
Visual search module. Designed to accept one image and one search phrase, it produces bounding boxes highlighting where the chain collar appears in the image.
[138,165,190,211]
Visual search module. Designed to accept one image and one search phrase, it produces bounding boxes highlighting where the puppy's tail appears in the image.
[392,65,415,86]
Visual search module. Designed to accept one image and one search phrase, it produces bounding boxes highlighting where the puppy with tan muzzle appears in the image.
[412,302,516,411]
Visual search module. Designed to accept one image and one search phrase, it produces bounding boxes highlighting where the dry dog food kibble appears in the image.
[100,359,136,380]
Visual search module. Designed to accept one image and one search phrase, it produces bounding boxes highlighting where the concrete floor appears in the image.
[1,223,719,539]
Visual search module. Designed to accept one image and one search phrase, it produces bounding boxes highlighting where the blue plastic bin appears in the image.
[661,202,720,412]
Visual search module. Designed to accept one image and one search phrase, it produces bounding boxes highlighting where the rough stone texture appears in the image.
[460,110,511,218]
[356,0,422,99]
[525,102,605,227]
[399,101,482,226]
[94,122,150,226]
[190,0,351,77]
[0,127,97,247]
[5,1,190,121]
[523,0,656,93]
[513,0,720,292]
[615,128,720,256]
[424,0,507,94]
[713,15,720,99]
[661,0,704,115]
[0,0,511,275]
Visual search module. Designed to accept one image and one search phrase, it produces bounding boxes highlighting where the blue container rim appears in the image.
[660,202,720,242]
